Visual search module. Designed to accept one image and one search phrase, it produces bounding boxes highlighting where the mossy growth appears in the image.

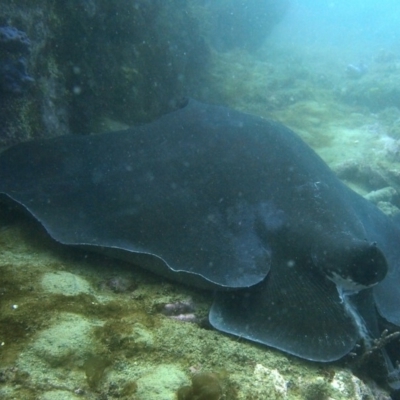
[83,354,112,389]
[177,372,223,400]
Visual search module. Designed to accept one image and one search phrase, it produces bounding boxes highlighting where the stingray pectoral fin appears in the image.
[209,261,359,362]
[0,124,272,290]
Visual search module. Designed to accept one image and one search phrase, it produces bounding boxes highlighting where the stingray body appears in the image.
[1,100,400,371]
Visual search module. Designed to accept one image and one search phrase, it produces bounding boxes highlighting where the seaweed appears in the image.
[84,354,112,389]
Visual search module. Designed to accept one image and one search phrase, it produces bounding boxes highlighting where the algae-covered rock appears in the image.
[0,3,69,148]
[41,271,94,296]
[338,57,400,112]
[29,312,98,367]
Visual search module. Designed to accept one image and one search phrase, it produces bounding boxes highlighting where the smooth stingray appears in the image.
[1,99,400,377]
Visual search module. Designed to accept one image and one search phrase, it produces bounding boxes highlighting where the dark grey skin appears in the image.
[1,100,400,384]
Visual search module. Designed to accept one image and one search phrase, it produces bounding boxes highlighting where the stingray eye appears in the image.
[312,237,388,291]
[347,243,388,287]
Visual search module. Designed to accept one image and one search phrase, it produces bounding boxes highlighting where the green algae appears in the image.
[84,355,112,389]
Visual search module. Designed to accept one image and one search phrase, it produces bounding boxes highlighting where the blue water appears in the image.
[271,0,400,56]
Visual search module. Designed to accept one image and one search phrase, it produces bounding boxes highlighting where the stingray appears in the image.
[1,99,400,379]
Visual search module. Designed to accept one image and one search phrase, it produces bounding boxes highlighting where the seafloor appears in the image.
[0,218,388,400]
[1,45,399,399]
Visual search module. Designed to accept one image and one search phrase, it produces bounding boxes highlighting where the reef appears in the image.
[0,26,34,95]
[0,25,30,53]
[0,23,37,147]
[0,56,33,95]
[0,1,211,147]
